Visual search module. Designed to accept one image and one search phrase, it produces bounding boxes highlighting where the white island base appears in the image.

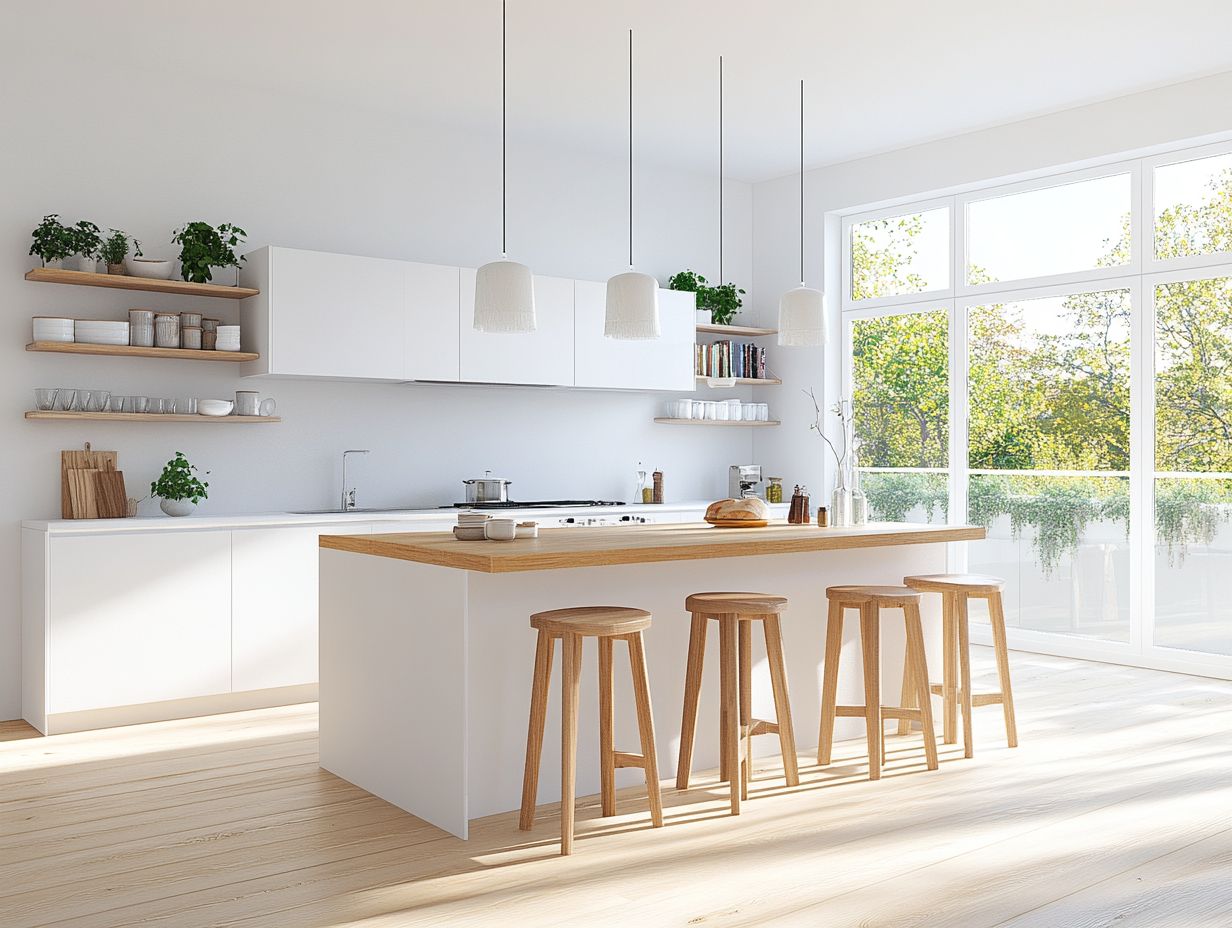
[319,523,977,839]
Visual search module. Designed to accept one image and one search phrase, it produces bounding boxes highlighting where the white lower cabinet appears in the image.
[48,531,233,714]
[231,527,321,692]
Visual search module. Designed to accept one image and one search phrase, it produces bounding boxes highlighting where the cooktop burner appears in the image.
[446,499,627,510]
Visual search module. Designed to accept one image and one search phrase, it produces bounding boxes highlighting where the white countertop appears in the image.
[22,501,777,534]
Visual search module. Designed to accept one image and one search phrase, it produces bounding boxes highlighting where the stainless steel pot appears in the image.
[463,470,512,503]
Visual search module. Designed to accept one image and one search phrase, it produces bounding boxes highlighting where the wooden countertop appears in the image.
[319,521,985,573]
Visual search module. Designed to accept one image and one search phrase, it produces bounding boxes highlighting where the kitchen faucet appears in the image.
[341,450,371,511]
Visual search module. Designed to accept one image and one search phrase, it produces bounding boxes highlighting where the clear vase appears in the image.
[830,467,853,527]
[849,452,868,526]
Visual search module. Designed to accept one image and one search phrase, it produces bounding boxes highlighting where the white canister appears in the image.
[235,391,260,416]
[483,518,517,541]
[154,313,180,348]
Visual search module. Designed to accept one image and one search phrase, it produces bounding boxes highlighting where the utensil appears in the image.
[34,388,58,410]
[197,399,234,417]
[463,470,512,504]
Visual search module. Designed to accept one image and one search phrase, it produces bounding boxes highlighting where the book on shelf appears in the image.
[695,339,768,379]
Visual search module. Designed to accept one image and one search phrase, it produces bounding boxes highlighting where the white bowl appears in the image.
[197,399,234,417]
[33,317,74,342]
[453,526,487,541]
[515,521,539,539]
[74,321,130,345]
[126,258,175,280]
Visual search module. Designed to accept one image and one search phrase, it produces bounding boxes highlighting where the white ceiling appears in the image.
[33,0,1232,181]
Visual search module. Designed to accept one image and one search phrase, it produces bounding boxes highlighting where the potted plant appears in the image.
[172,221,248,284]
[150,451,210,517]
[70,220,103,272]
[100,229,142,275]
[28,214,76,269]
[668,269,746,326]
[669,269,713,325]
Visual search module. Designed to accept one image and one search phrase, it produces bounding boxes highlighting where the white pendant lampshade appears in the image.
[778,285,825,347]
[605,270,660,339]
[474,258,535,333]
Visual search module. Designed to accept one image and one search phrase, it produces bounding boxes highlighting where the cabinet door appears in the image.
[459,270,575,386]
[270,247,405,380]
[404,262,460,382]
[48,532,232,714]
[231,527,318,692]
[573,281,694,390]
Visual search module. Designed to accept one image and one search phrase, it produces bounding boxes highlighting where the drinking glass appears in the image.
[34,388,58,411]
[150,398,168,415]
[78,390,96,412]
[108,395,126,413]
[91,391,111,413]
[130,396,149,414]
[57,389,78,411]
[177,397,198,415]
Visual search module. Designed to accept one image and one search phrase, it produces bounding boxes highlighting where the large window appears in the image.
[841,139,1232,676]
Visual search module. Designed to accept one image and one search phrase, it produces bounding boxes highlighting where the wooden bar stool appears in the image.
[818,585,938,779]
[901,574,1018,758]
[676,592,800,816]
[519,606,663,856]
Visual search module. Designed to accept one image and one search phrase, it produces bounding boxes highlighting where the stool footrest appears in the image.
[749,719,779,737]
[927,682,1004,707]
[613,751,647,769]
[833,706,868,718]
[882,706,926,722]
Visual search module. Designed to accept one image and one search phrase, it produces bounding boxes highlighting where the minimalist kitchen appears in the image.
[5,4,1232,927]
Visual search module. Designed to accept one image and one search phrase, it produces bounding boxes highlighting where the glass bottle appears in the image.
[830,464,852,527]
[849,450,868,525]
[765,477,783,504]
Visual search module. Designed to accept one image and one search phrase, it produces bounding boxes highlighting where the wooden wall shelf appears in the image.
[25,267,258,300]
[696,323,778,337]
[26,411,280,424]
[654,418,780,427]
[27,342,258,362]
[695,375,781,386]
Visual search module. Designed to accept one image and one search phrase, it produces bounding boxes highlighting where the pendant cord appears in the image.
[628,29,634,269]
[501,0,507,257]
[719,55,724,286]
[799,78,804,286]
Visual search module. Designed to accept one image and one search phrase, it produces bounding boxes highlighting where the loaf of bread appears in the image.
[705,497,770,522]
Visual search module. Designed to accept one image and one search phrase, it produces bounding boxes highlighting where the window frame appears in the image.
[1143,139,1232,274]
[841,197,954,312]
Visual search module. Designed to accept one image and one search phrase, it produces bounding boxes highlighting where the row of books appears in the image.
[695,340,770,380]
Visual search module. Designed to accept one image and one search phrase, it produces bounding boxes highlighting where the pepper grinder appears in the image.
[788,484,803,524]
[652,468,664,504]
[801,485,811,524]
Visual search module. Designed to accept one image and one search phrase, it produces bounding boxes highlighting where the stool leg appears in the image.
[897,640,918,736]
[738,619,752,802]
[676,612,708,790]
[598,636,616,817]
[942,592,958,745]
[860,603,882,780]
[904,602,938,771]
[763,615,800,787]
[627,631,664,828]
[519,630,554,831]
[718,615,740,814]
[817,598,844,766]
[560,632,582,855]
[988,591,1019,748]
[956,593,974,759]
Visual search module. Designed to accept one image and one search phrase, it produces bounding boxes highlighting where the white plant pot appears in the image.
[695,309,712,325]
[160,499,196,517]
[41,257,64,270]
[73,254,97,273]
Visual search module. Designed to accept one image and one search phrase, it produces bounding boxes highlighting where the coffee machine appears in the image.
[728,464,763,499]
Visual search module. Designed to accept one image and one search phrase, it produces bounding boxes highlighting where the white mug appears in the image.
[235,391,260,416]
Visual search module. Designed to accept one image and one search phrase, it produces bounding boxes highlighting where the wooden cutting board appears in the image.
[67,468,100,519]
[61,443,117,518]
[93,471,128,519]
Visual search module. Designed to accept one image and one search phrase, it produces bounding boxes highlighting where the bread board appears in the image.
[707,519,770,528]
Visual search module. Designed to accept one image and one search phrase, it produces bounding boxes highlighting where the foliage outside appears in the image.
[668,269,745,325]
[150,452,210,504]
[851,167,1232,572]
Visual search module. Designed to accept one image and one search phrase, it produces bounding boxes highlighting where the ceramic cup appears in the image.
[235,391,260,416]
[483,518,517,542]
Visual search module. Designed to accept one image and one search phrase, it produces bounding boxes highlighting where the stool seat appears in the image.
[531,606,653,637]
[684,592,788,615]
[826,585,921,606]
[903,574,1005,594]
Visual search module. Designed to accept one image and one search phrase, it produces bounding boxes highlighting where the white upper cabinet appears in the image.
[459,270,575,386]
[573,281,694,390]
[404,262,461,382]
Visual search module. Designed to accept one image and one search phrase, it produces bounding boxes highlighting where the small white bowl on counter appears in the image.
[452,525,487,541]
[482,518,517,542]
[515,521,539,539]
[197,399,234,417]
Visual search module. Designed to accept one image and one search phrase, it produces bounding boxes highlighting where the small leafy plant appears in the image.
[150,452,210,504]
[100,229,142,267]
[173,221,248,283]
[668,268,745,325]
[29,214,76,265]
[71,220,103,260]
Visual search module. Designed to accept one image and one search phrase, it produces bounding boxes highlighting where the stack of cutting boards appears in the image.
[61,443,130,519]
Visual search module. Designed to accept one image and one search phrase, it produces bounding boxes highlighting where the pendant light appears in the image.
[474,0,536,333]
[605,29,660,340]
[778,79,826,347]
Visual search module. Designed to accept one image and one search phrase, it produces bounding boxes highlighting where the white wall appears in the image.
[751,70,1232,498]
[0,44,754,719]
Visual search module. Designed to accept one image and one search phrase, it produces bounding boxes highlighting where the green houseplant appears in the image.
[668,268,746,326]
[70,220,103,271]
[28,214,76,269]
[172,221,247,284]
[100,230,142,275]
[150,452,210,517]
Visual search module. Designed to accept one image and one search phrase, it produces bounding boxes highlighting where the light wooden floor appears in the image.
[3,649,1231,928]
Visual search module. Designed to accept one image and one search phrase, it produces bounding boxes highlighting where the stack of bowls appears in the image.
[453,511,490,541]
[32,317,74,343]
[74,320,130,346]
[215,325,241,351]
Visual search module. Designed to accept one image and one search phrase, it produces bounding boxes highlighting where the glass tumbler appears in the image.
[34,388,58,410]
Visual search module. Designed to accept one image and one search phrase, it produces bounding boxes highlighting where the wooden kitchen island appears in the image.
[318,521,984,838]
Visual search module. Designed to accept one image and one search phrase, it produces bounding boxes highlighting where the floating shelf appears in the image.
[26,411,280,424]
[696,323,778,337]
[25,267,258,300]
[695,375,782,386]
[654,418,780,427]
[27,342,258,362]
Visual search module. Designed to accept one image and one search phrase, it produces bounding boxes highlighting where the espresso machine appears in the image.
[728,464,763,499]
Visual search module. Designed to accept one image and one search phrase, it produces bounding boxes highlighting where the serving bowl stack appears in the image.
[32,317,74,343]
[74,320,130,346]
[453,511,490,541]
[215,325,241,351]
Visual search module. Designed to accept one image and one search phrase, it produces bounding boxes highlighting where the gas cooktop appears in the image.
[446,499,627,510]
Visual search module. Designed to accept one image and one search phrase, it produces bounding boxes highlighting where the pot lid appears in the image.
[463,470,511,484]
